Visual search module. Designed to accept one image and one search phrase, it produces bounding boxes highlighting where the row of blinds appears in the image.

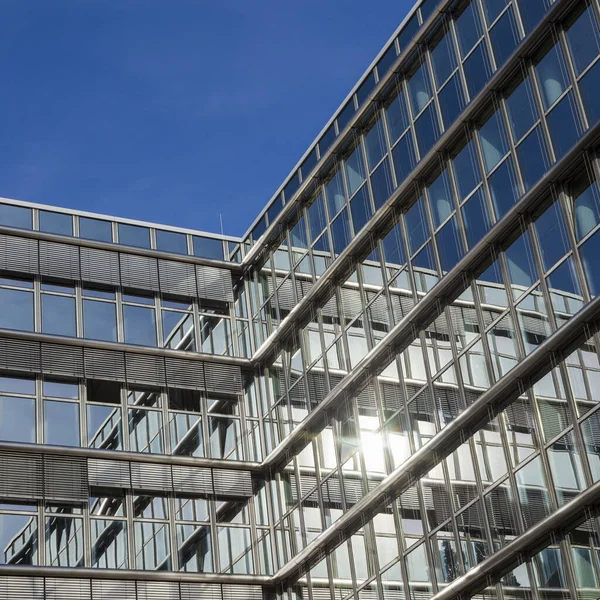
[0,233,234,302]
[0,450,254,503]
[0,577,263,600]
[0,336,243,394]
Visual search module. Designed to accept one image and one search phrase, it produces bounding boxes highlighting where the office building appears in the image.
[2,0,600,598]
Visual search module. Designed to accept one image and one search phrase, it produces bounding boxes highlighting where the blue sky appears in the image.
[0,1,413,237]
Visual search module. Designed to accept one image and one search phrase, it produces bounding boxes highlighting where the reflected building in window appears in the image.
[3,0,600,599]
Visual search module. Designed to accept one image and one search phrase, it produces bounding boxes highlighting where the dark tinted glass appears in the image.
[123,305,157,346]
[385,89,409,144]
[455,1,483,57]
[301,148,318,179]
[284,171,300,202]
[488,157,519,219]
[566,4,600,75]
[118,223,150,248]
[546,92,582,160]
[580,230,600,295]
[382,223,405,266]
[505,231,537,288]
[356,72,376,106]
[482,0,508,24]
[79,217,112,242]
[377,43,398,78]
[428,170,453,229]
[489,7,519,68]
[408,62,432,115]
[319,124,336,156]
[505,76,538,142]
[463,43,492,99]
[350,186,373,234]
[193,236,224,260]
[42,295,76,337]
[535,43,569,109]
[337,100,356,133]
[370,158,393,210]
[516,126,549,191]
[578,59,600,125]
[535,203,569,272]
[398,13,419,50]
[438,74,466,129]
[331,209,351,255]
[518,0,550,33]
[83,299,117,342]
[436,217,463,272]
[267,195,282,225]
[452,141,481,200]
[39,211,72,236]
[414,104,440,157]
[44,400,79,446]
[462,189,491,248]
[365,119,386,171]
[308,194,327,243]
[0,203,32,229]
[391,133,417,185]
[0,288,33,331]
[325,170,346,218]
[252,217,266,241]
[0,395,35,443]
[572,177,600,240]
[431,30,457,88]
[405,198,429,255]
[479,110,509,173]
[156,230,187,254]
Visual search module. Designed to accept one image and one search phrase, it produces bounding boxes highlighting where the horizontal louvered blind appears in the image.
[130,462,173,492]
[158,259,197,298]
[39,240,80,280]
[0,451,44,500]
[136,581,180,600]
[196,265,234,302]
[172,465,213,495]
[0,337,41,373]
[0,235,38,275]
[44,454,89,502]
[84,347,127,381]
[44,578,91,600]
[88,458,131,489]
[212,469,253,497]
[120,254,160,292]
[204,362,242,394]
[276,277,296,311]
[125,353,166,386]
[222,586,262,600]
[80,247,120,287]
[0,577,44,600]
[180,583,222,600]
[41,342,84,377]
[91,580,137,600]
[165,356,205,390]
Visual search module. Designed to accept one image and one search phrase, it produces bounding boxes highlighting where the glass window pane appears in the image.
[0,513,37,565]
[307,194,327,243]
[489,6,519,68]
[350,186,372,235]
[0,395,35,443]
[462,189,491,248]
[46,516,83,566]
[455,1,483,57]
[535,203,569,272]
[331,209,351,256]
[566,3,600,75]
[436,216,463,272]
[365,118,386,171]
[385,89,409,144]
[39,211,72,236]
[546,91,582,160]
[408,62,432,115]
[370,158,393,211]
[0,376,35,395]
[325,169,346,218]
[579,58,600,125]
[463,42,492,100]
[0,288,33,331]
[118,223,150,248]
[162,311,195,352]
[580,229,600,296]
[431,30,457,88]
[536,43,570,109]
[44,400,80,446]
[516,126,549,191]
[218,526,253,574]
[414,103,440,157]
[519,0,550,33]
[134,521,171,570]
[129,409,164,454]
[572,175,600,241]
[79,217,112,242]
[438,74,466,129]
[0,203,32,229]
[88,403,122,451]
[42,295,76,337]
[391,133,417,185]
[83,299,117,342]
[344,145,366,196]
[482,0,508,24]
[479,110,509,173]
[405,198,429,255]
[506,76,538,142]
[156,230,187,254]
[193,236,224,260]
[177,524,212,572]
[428,170,453,229]
[123,305,157,347]
[43,380,78,399]
[488,157,520,219]
[453,140,481,200]
[91,519,127,569]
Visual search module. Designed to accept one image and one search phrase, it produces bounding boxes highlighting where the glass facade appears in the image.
[3,0,600,599]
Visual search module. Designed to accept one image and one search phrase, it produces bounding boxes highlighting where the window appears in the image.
[536,43,570,110]
[123,295,157,347]
[408,61,432,115]
[218,526,253,574]
[566,3,600,76]
[325,169,346,218]
[488,156,519,219]
[118,223,150,248]
[169,389,203,457]
[546,92,582,160]
[39,211,72,236]
[0,510,37,565]
[505,76,538,143]
[0,390,36,443]
[127,389,164,454]
[0,203,32,229]
[344,145,366,197]
[405,198,429,255]
[41,284,76,337]
[391,132,416,185]
[193,236,224,260]
[462,189,491,248]
[463,42,492,99]
[87,380,122,451]
[479,110,509,173]
[161,298,195,351]
[385,88,409,144]
[414,103,440,157]
[516,126,549,191]
[0,279,33,332]
[44,393,80,447]
[156,230,187,254]
[438,74,466,129]
[79,217,112,242]
[489,6,519,67]
[83,289,117,342]
[430,29,457,88]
